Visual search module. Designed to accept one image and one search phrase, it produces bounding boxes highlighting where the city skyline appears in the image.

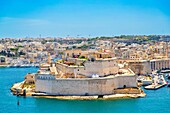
[0,0,170,38]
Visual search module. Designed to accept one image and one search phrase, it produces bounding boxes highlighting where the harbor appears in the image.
[144,74,167,90]
[7,63,39,68]
[1,0,170,112]
[1,67,170,113]
[0,63,39,68]
[137,72,168,90]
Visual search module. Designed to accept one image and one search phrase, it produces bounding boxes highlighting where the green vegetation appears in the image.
[10,48,19,51]
[73,46,76,49]
[58,52,64,55]
[89,35,163,43]
[41,40,47,44]
[78,56,87,59]
[98,36,114,39]
[17,45,24,48]
[23,83,35,89]
[78,44,88,50]
[76,40,83,44]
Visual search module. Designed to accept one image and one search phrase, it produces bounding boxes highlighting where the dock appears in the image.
[144,74,167,90]
[161,70,170,73]
[144,84,166,90]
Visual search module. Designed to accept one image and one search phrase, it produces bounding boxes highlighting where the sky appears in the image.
[0,0,170,38]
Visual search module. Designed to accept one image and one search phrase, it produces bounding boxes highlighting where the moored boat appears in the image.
[168,74,170,79]
[142,79,152,86]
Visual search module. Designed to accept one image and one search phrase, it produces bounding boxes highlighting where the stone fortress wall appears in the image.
[35,74,137,96]
[55,58,119,77]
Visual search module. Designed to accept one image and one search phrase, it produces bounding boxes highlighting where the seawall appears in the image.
[35,75,137,96]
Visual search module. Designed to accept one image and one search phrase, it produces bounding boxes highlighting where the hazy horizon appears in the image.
[0,0,170,38]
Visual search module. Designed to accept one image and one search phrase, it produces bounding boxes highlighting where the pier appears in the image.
[144,74,167,90]
[144,84,166,90]
[161,70,170,73]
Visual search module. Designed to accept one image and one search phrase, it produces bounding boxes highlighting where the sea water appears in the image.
[0,67,170,113]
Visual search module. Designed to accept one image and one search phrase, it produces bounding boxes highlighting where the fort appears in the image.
[33,52,144,98]
[11,51,146,99]
[35,70,137,96]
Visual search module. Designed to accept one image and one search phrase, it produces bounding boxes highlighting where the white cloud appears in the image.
[0,17,50,26]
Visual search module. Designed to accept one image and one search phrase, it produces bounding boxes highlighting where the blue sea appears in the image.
[0,67,170,113]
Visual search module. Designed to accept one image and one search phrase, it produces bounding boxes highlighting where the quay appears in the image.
[144,74,167,90]
[144,84,166,90]
[161,70,170,73]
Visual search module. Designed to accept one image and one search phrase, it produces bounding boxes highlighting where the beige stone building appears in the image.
[24,73,35,84]
[55,58,119,77]
[63,49,113,60]
[127,60,151,75]
[150,58,170,71]
[126,58,170,75]
[35,56,137,96]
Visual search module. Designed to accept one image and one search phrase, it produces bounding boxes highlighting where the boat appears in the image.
[168,74,170,79]
[145,74,167,90]
[142,79,152,86]
[167,83,170,87]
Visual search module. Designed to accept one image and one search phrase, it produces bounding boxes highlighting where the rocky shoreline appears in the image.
[32,93,146,100]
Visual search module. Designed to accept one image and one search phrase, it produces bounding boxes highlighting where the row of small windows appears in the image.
[38,76,55,80]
